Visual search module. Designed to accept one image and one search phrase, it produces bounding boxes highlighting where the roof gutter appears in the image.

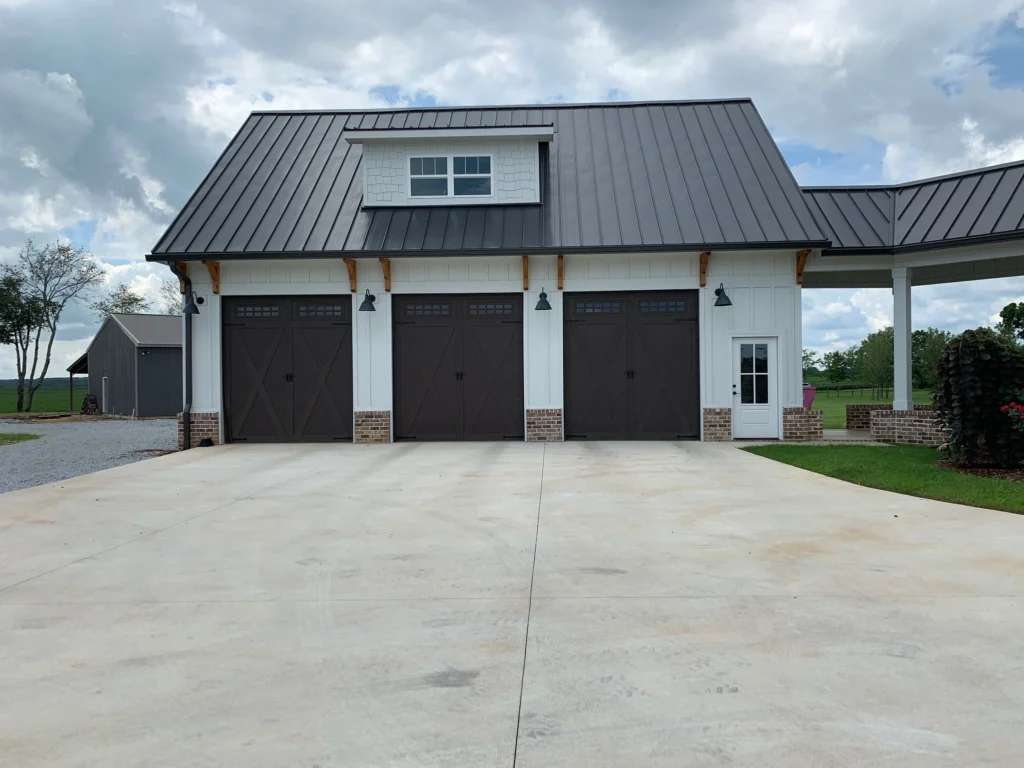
[169,262,193,451]
[146,240,832,262]
[820,229,1024,257]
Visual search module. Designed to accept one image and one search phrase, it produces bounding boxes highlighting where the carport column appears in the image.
[892,267,913,412]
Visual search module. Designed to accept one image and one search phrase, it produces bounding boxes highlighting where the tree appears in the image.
[822,349,855,383]
[802,349,821,378]
[912,328,953,390]
[997,302,1024,342]
[0,272,48,412]
[8,240,105,412]
[855,327,894,398]
[91,282,150,320]
[158,279,183,315]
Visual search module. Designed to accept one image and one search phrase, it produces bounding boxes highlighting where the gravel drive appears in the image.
[0,418,177,494]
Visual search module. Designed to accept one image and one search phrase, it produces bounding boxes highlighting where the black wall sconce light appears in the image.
[535,288,552,311]
[183,291,205,315]
[714,283,732,307]
[358,289,376,312]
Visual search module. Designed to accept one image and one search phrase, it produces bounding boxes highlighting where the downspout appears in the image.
[170,262,192,450]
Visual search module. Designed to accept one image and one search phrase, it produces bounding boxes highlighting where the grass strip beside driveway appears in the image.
[0,433,39,446]
[745,444,1024,514]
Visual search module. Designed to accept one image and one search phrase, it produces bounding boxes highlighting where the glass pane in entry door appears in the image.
[740,344,754,373]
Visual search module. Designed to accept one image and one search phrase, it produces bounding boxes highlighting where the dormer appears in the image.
[342,125,553,207]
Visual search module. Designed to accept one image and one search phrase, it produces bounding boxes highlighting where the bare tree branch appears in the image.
[11,240,105,411]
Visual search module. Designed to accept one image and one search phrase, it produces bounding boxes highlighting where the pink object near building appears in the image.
[802,385,816,409]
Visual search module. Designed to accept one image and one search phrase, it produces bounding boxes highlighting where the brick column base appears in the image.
[846,403,893,430]
[870,407,947,446]
[783,407,824,441]
[702,408,732,441]
[526,408,563,441]
[177,412,220,449]
[354,410,391,443]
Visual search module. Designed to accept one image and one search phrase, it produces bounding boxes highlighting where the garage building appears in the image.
[148,99,828,446]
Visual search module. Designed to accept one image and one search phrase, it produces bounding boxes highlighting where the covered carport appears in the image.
[802,160,1024,424]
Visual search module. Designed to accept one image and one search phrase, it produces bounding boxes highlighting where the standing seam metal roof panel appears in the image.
[804,159,1024,253]
[151,100,829,257]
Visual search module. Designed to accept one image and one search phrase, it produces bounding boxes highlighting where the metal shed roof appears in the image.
[108,314,182,347]
[804,159,1024,254]
[149,99,829,259]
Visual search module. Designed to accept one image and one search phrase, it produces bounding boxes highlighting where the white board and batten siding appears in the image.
[186,250,805,440]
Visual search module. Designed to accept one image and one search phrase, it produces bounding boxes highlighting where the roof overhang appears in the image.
[67,352,88,375]
[342,126,555,144]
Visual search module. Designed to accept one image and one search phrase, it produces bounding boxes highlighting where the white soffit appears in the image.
[342,126,555,143]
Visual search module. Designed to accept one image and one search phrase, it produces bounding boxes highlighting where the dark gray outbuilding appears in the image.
[67,314,183,417]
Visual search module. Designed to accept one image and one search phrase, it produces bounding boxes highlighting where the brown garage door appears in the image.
[222,296,353,442]
[564,291,699,439]
[393,294,524,441]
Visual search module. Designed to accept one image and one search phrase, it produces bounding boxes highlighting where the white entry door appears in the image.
[732,338,779,439]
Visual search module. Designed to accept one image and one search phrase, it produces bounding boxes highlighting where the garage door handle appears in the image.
[285,373,294,382]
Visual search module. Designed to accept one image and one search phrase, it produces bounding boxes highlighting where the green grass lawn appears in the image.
[0,388,74,414]
[810,388,933,429]
[0,433,40,446]
[745,444,1024,514]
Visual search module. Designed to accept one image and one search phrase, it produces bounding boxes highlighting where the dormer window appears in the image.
[408,155,493,198]
[453,156,491,196]
[409,157,448,197]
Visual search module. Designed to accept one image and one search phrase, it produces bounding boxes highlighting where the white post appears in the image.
[892,267,913,411]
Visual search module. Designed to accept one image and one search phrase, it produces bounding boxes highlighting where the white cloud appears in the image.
[2,0,1024,379]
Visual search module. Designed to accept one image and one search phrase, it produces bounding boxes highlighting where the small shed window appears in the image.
[410,157,448,197]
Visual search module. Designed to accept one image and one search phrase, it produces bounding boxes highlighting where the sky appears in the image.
[1,0,1023,378]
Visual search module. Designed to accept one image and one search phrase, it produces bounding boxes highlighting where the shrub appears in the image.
[935,328,1024,467]
[1004,402,1024,434]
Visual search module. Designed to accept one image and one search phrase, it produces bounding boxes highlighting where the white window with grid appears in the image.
[408,154,493,199]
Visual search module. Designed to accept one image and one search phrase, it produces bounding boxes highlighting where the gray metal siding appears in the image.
[151,100,828,258]
[136,347,183,417]
[87,320,137,416]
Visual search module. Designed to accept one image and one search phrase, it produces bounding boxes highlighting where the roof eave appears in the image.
[147,241,831,262]
[822,230,1024,256]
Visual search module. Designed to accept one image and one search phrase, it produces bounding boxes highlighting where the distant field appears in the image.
[0,388,75,414]
[811,388,933,429]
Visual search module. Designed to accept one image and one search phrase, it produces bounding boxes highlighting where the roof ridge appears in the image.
[801,157,1024,192]
[249,97,755,117]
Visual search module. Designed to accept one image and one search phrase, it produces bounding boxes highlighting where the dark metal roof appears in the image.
[67,352,88,375]
[150,99,828,259]
[804,159,1024,254]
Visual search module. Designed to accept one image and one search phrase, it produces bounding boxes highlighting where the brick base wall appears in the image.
[177,412,220,450]
[846,403,894,430]
[354,410,391,444]
[783,407,824,441]
[526,409,563,441]
[870,406,948,446]
[702,408,732,441]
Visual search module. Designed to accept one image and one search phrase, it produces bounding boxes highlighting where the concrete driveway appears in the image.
[1,442,1022,766]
